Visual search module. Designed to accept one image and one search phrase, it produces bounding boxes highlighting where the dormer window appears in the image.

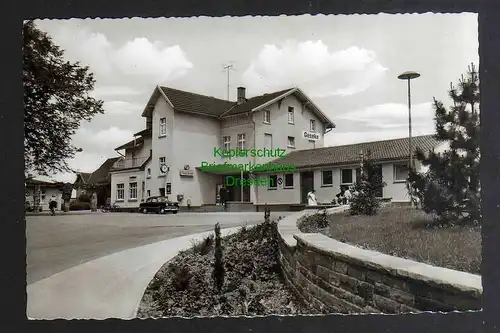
[310,119,316,132]
[288,107,294,124]
[159,117,167,137]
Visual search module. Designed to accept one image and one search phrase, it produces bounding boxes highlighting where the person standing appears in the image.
[49,195,58,216]
[307,189,318,206]
[219,186,227,210]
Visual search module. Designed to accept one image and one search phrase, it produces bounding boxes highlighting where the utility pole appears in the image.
[223,64,234,101]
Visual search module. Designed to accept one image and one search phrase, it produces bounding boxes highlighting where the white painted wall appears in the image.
[110,170,145,208]
[254,94,325,165]
[171,111,221,206]
[25,186,63,211]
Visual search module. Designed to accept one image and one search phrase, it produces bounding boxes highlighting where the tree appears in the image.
[23,20,104,176]
[60,182,74,212]
[407,63,480,225]
[349,157,386,216]
[213,222,225,292]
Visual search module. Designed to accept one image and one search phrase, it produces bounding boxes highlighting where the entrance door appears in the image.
[300,171,314,204]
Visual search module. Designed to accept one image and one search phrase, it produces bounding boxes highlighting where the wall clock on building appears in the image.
[160,164,168,173]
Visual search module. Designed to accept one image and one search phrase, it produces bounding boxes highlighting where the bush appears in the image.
[349,159,386,216]
[78,194,92,203]
[213,223,225,292]
[69,201,91,211]
[297,209,330,233]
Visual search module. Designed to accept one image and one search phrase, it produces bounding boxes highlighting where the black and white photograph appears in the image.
[24,13,482,319]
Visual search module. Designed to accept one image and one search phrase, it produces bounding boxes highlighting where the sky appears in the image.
[32,13,479,183]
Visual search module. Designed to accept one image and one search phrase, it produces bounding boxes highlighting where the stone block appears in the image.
[347,264,366,281]
[372,294,402,314]
[382,274,410,292]
[316,288,364,314]
[365,269,384,284]
[316,265,334,283]
[414,295,456,312]
[374,282,415,307]
[334,260,349,274]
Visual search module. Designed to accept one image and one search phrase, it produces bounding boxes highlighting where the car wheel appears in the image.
[172,210,178,214]
[142,208,148,214]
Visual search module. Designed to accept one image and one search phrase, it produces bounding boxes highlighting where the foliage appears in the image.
[23,21,104,175]
[213,223,225,292]
[60,183,74,201]
[349,159,387,216]
[407,64,480,225]
[138,209,312,318]
[297,209,330,233]
[78,193,92,203]
[69,201,91,211]
[325,207,481,274]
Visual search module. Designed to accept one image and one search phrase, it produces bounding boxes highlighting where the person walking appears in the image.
[49,195,58,216]
[307,189,318,206]
[219,186,227,211]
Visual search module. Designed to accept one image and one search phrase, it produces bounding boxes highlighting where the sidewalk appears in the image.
[27,226,242,319]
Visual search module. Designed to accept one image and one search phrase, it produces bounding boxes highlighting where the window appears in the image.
[341,169,353,185]
[141,181,145,199]
[322,170,333,186]
[264,133,273,149]
[268,175,278,189]
[237,134,246,150]
[288,107,294,124]
[394,164,409,182]
[263,110,271,124]
[147,168,151,178]
[117,184,125,200]
[223,136,231,151]
[159,157,166,175]
[129,182,138,200]
[159,117,167,137]
[147,190,151,198]
[159,188,166,197]
[284,173,294,188]
[40,189,46,203]
[287,136,295,148]
[310,119,316,132]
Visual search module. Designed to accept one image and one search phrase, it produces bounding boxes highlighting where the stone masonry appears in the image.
[277,209,483,314]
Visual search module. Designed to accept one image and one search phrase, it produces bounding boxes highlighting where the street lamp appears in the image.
[398,70,420,205]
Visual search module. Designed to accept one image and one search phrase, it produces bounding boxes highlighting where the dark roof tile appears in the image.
[267,135,442,169]
[87,157,121,185]
[160,86,235,117]
[221,88,295,117]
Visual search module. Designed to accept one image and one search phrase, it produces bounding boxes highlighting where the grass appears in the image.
[137,220,314,318]
[298,207,481,274]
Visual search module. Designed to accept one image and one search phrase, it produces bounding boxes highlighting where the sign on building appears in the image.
[302,130,320,141]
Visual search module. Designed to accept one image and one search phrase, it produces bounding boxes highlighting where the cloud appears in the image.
[46,24,193,85]
[90,86,146,99]
[337,102,435,129]
[103,101,144,115]
[242,40,387,98]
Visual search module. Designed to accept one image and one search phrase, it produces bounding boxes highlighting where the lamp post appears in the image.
[397,71,420,205]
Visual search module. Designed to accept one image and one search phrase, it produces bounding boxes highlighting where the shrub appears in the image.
[69,201,91,211]
[191,234,214,256]
[349,158,386,216]
[169,263,193,291]
[78,193,92,203]
[213,222,225,292]
[297,209,330,233]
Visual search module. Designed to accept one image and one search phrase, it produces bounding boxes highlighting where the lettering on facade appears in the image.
[302,130,320,141]
[180,165,194,177]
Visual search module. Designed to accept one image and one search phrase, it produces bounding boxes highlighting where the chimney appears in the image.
[237,87,246,105]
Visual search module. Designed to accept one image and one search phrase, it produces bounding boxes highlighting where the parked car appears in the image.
[139,196,179,214]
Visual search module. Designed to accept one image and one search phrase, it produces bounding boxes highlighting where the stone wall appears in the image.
[277,209,483,314]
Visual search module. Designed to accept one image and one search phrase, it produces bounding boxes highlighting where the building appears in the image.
[74,157,121,206]
[110,85,335,210]
[25,178,64,211]
[254,135,444,209]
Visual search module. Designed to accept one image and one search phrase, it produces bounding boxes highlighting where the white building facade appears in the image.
[109,85,441,211]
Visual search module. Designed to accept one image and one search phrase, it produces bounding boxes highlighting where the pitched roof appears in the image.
[87,157,121,185]
[76,172,92,184]
[267,135,442,170]
[115,137,144,151]
[25,178,64,187]
[159,86,235,117]
[220,88,295,117]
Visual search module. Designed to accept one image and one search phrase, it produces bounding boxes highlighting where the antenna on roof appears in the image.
[222,62,235,101]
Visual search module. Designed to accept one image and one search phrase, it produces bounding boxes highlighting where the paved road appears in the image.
[26,211,291,285]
